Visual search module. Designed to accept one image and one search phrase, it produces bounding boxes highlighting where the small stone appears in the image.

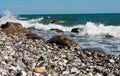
[96,73,102,76]
[71,67,79,74]
[107,73,115,76]
[62,71,69,74]
[16,72,21,76]
[2,61,6,65]
[3,55,9,60]
[27,71,32,76]
[33,68,47,73]
[21,71,27,76]
[93,73,102,76]
[109,59,115,63]
[0,68,5,73]
[33,73,41,76]
[52,71,58,76]
[88,72,93,76]
[48,74,52,76]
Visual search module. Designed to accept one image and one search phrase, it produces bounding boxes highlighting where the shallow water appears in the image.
[29,29,120,56]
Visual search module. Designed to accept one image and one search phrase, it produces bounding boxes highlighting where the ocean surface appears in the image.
[0,11,120,55]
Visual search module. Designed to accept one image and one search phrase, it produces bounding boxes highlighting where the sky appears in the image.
[0,0,120,14]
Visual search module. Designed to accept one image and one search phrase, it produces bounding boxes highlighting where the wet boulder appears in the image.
[71,28,80,33]
[50,28,63,32]
[1,22,23,30]
[26,33,46,42]
[1,22,26,37]
[47,35,80,48]
[0,22,46,42]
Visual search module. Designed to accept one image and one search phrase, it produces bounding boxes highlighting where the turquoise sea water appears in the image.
[0,12,120,55]
[19,13,120,26]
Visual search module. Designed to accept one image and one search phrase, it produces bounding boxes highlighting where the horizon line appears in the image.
[0,12,120,15]
[18,12,120,15]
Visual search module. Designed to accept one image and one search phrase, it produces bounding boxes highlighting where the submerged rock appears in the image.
[47,35,80,48]
[49,28,63,32]
[50,19,59,24]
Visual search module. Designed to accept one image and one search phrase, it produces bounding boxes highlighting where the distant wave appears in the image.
[0,11,120,37]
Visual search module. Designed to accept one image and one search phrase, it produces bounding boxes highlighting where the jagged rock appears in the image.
[47,35,80,48]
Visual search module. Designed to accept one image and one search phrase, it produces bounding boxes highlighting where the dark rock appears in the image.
[50,19,59,23]
[71,28,80,33]
[16,72,21,76]
[103,72,108,76]
[50,28,63,32]
[105,34,113,38]
[47,35,80,48]
[26,33,46,42]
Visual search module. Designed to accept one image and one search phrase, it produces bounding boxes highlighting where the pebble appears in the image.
[71,67,79,74]
[109,59,115,63]
[33,68,47,73]
[107,73,115,76]
[62,70,69,74]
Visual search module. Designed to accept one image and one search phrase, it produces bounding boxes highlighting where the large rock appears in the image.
[1,22,22,29]
[47,35,80,48]
[0,22,46,41]
[1,22,27,37]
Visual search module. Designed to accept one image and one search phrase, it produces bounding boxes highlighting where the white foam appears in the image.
[0,11,120,37]
[81,22,120,37]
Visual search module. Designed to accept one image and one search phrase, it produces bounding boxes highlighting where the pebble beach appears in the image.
[0,29,120,76]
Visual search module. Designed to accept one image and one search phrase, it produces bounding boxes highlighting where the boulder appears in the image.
[1,22,46,41]
[47,35,80,48]
[71,28,79,33]
[1,22,23,30]
[26,33,46,42]
[50,28,63,32]
[1,22,26,37]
